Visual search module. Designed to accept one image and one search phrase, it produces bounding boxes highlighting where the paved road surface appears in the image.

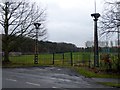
[2,66,113,88]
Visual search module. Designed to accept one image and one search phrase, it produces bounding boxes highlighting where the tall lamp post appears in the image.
[34,23,41,64]
[117,2,120,70]
[91,13,100,67]
[117,23,120,70]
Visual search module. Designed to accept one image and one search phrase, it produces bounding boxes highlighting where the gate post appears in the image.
[62,53,64,65]
[53,53,54,65]
[70,52,73,66]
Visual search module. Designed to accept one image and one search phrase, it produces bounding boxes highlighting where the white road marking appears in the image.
[52,86,58,88]
[50,77,71,82]
[26,82,40,86]
[6,78,17,82]
[57,69,61,70]
[58,78,71,82]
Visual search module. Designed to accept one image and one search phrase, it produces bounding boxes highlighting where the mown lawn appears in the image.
[2,52,118,69]
[8,52,92,64]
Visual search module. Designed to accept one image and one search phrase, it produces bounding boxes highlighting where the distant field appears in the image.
[7,52,91,66]
[2,52,118,69]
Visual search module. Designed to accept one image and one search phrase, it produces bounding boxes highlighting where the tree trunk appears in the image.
[3,2,10,63]
[4,50,10,63]
[3,37,10,63]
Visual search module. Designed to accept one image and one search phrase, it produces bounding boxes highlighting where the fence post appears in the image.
[53,53,54,65]
[82,53,84,66]
[62,53,64,65]
[88,54,91,68]
[70,52,73,66]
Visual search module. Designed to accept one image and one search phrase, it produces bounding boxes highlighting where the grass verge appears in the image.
[97,82,120,88]
[2,63,53,68]
[72,67,120,79]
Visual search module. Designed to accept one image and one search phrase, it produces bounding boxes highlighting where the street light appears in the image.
[91,13,100,67]
[34,23,41,64]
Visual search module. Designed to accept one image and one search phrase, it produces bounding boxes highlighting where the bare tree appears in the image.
[0,1,47,63]
[100,1,120,36]
[99,0,120,71]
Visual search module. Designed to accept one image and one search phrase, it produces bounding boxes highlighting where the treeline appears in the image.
[19,39,80,54]
[2,34,117,54]
[2,34,83,54]
[85,47,118,53]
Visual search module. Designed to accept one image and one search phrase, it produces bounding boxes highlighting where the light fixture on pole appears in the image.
[34,23,41,64]
[91,13,100,67]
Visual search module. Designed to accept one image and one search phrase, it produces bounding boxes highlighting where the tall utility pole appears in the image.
[34,23,41,64]
[117,1,120,71]
[91,13,100,67]
[117,25,120,70]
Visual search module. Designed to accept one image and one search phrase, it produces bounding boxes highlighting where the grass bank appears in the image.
[72,67,120,79]
[97,82,120,88]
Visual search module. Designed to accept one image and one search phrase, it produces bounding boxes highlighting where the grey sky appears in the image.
[0,0,109,47]
[32,0,105,47]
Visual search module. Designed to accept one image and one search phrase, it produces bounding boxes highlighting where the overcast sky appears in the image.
[0,0,112,47]
[31,0,105,47]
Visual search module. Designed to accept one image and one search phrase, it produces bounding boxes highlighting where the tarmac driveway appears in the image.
[2,66,113,88]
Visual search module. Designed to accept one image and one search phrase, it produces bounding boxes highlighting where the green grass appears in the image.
[73,67,120,78]
[2,52,119,78]
[2,52,118,68]
[97,82,120,88]
[6,52,83,66]
[7,52,118,60]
